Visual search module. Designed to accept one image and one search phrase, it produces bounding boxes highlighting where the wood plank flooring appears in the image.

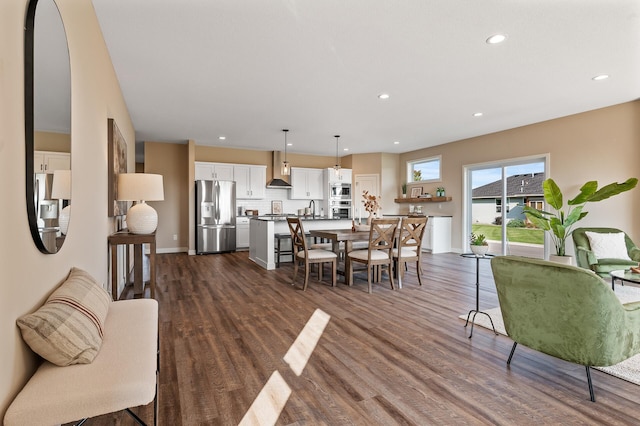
[87,252,640,425]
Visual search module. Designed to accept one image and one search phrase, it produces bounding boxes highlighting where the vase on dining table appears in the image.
[367,212,374,226]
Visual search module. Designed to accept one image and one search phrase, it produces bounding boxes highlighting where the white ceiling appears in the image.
[85,1,640,156]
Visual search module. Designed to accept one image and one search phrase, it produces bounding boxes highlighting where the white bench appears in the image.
[4,299,159,426]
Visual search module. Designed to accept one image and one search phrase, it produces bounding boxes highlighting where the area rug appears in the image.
[459,284,640,386]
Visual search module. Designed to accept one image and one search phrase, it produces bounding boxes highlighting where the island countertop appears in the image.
[250,215,345,222]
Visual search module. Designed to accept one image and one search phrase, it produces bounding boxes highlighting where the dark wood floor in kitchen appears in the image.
[89,251,640,425]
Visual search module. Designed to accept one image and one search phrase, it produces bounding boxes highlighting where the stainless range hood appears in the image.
[266,151,291,189]
[266,178,292,188]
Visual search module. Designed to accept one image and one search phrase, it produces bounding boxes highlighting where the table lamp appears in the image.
[117,173,164,234]
[51,169,71,235]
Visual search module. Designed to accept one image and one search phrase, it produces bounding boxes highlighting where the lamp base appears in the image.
[59,205,70,235]
[126,202,158,234]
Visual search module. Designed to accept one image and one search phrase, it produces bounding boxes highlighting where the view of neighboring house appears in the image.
[471,172,545,224]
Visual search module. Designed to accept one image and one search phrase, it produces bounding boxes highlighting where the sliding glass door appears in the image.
[465,156,548,258]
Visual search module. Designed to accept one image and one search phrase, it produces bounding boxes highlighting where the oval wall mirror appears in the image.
[25,0,72,254]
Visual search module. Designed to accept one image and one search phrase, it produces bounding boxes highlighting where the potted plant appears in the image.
[470,233,489,256]
[401,183,407,198]
[523,177,637,263]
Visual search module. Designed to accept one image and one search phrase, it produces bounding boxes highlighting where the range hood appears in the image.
[266,178,292,188]
[266,151,291,189]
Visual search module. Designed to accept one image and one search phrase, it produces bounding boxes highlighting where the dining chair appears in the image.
[346,218,399,293]
[392,216,427,288]
[287,218,337,290]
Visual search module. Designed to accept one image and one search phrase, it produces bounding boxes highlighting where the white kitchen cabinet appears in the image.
[236,216,250,249]
[423,216,452,254]
[326,167,352,184]
[234,165,266,199]
[194,162,234,181]
[290,167,324,200]
[34,151,70,173]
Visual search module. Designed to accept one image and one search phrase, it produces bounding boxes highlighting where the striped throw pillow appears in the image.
[16,267,112,366]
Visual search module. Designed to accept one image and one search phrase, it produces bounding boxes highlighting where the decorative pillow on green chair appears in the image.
[16,267,112,366]
[585,231,632,261]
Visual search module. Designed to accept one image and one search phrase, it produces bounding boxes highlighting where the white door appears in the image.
[354,174,379,222]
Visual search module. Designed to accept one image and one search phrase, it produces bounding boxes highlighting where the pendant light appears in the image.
[333,135,341,177]
[281,129,290,176]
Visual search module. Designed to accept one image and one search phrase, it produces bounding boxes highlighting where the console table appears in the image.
[108,230,156,300]
[461,253,498,338]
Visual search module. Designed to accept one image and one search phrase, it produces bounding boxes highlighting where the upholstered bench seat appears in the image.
[4,299,159,426]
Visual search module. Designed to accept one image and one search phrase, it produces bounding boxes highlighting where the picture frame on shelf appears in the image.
[271,200,283,215]
[410,187,423,198]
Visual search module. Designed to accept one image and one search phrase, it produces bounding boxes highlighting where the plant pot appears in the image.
[470,245,489,256]
[549,254,573,265]
[402,194,407,198]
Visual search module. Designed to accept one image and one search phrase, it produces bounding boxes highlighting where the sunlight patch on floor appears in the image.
[283,308,331,376]
[239,308,331,425]
[238,371,291,426]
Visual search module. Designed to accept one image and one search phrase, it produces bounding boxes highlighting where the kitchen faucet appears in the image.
[308,199,315,219]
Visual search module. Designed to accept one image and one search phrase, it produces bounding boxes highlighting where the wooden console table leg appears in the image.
[150,240,156,299]
[134,243,143,296]
[111,243,118,301]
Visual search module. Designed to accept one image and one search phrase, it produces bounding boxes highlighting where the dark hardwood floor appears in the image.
[89,251,640,425]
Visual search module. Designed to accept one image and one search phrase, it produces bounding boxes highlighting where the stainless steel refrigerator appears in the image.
[34,173,61,252]
[196,180,236,254]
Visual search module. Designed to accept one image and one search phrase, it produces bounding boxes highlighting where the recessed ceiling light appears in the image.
[486,34,507,44]
[218,136,226,140]
[343,148,349,152]
[378,93,390,100]
[287,143,292,146]
[473,112,483,117]
[592,74,609,81]
[393,141,400,145]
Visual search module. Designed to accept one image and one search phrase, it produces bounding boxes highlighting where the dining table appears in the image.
[309,228,372,285]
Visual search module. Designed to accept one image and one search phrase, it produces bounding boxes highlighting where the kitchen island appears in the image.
[249,216,352,270]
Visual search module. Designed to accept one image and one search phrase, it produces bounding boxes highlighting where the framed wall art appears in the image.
[107,118,128,217]
[271,200,283,215]
[410,187,423,198]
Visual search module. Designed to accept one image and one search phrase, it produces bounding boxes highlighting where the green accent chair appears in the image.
[491,255,640,402]
[572,227,640,277]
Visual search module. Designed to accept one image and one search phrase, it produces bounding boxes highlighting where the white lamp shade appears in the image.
[51,170,71,200]
[117,173,164,202]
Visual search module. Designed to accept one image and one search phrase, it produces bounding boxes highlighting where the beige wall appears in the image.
[399,101,640,252]
[34,130,71,152]
[0,0,134,416]
[144,142,189,251]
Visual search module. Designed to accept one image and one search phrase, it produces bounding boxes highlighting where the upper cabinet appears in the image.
[290,167,324,200]
[194,162,234,181]
[234,165,266,199]
[34,150,70,173]
[326,167,352,184]
[195,161,266,199]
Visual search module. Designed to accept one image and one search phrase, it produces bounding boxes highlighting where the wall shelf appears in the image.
[394,197,452,203]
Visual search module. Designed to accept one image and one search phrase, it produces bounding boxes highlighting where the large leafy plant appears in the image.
[523,178,637,256]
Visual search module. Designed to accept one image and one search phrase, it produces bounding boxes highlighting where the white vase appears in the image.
[549,254,573,265]
[470,245,489,256]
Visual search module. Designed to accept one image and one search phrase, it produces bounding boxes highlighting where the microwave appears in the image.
[330,183,351,199]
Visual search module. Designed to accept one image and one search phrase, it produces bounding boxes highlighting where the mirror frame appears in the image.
[25,0,71,254]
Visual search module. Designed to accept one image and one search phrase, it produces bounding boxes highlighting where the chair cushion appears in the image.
[585,231,632,261]
[297,250,337,260]
[348,249,390,261]
[392,247,417,258]
[16,268,112,366]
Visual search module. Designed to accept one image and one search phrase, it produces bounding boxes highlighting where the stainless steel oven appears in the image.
[330,183,351,199]
[329,199,352,219]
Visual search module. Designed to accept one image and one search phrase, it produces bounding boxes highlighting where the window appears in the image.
[496,199,502,213]
[528,200,544,210]
[407,156,441,183]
